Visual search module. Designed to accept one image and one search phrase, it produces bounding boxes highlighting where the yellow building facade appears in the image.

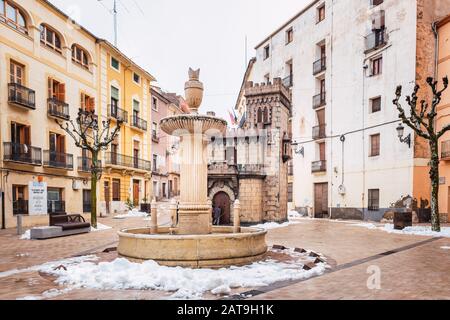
[98,41,155,215]
[0,0,155,228]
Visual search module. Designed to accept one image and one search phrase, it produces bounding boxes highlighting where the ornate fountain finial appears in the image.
[185,67,204,113]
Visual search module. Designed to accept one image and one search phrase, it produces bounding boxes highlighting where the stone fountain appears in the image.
[117,69,268,268]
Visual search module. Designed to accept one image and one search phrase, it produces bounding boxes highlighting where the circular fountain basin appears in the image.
[118,226,268,268]
[160,114,227,136]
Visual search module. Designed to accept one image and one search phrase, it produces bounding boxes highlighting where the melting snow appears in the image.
[351,223,450,238]
[114,209,149,219]
[20,230,31,240]
[253,221,301,230]
[91,223,112,232]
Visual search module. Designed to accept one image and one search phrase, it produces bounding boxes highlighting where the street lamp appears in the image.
[396,123,411,148]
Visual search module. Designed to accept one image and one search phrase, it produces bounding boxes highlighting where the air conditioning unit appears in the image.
[72,180,82,190]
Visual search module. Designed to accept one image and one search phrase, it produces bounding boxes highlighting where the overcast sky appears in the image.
[49,0,309,120]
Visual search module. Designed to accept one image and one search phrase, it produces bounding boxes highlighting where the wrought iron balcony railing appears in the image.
[43,151,74,170]
[131,115,148,131]
[3,142,42,166]
[313,57,326,75]
[282,75,293,88]
[8,83,36,110]
[48,98,70,120]
[105,152,151,171]
[313,92,326,109]
[80,110,98,128]
[365,29,387,53]
[311,160,327,173]
[108,105,128,123]
[312,125,326,140]
[13,200,29,215]
[442,140,450,160]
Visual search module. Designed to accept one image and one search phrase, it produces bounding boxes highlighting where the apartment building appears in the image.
[0,0,99,228]
[98,41,155,215]
[0,0,156,228]
[150,87,185,201]
[240,0,450,221]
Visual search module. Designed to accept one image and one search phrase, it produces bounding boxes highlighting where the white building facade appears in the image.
[246,0,421,221]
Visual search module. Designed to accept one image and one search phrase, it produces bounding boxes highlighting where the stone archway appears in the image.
[209,185,236,224]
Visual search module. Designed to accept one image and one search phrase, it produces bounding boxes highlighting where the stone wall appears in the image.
[239,178,264,223]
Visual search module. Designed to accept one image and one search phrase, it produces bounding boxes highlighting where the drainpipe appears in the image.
[432,22,439,80]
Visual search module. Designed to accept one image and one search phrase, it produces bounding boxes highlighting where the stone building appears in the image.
[207,78,291,225]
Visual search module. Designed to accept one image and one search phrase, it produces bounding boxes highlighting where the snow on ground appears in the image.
[32,253,326,300]
[351,223,450,238]
[90,223,112,232]
[114,209,148,219]
[253,221,301,230]
[288,210,305,219]
[20,230,31,240]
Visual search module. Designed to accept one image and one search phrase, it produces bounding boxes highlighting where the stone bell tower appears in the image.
[242,78,292,222]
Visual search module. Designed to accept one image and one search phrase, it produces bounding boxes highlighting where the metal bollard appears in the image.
[16,214,23,236]
[150,198,158,234]
[233,200,241,233]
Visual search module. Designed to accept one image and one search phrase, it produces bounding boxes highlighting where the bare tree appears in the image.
[56,109,122,228]
[393,76,449,232]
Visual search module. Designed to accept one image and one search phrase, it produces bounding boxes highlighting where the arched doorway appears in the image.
[212,192,231,225]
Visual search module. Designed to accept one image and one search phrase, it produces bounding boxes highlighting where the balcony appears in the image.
[8,83,36,110]
[13,200,29,215]
[365,29,387,53]
[108,105,128,123]
[313,57,326,75]
[105,152,152,172]
[442,141,450,160]
[312,160,327,173]
[48,201,66,214]
[43,151,74,170]
[3,142,42,166]
[78,157,102,173]
[313,92,326,109]
[282,75,293,88]
[48,98,70,120]
[312,125,326,140]
[131,115,147,131]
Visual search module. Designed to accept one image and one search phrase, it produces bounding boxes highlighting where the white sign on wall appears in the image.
[28,182,47,216]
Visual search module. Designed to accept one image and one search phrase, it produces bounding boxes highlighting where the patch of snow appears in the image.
[91,223,112,232]
[288,210,304,219]
[441,246,450,250]
[253,221,300,230]
[37,254,326,300]
[114,209,148,219]
[20,230,31,240]
[351,223,450,238]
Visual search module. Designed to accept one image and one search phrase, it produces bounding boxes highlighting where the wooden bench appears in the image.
[30,213,91,240]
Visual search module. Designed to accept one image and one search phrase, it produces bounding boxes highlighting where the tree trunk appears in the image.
[429,140,441,232]
[90,152,99,229]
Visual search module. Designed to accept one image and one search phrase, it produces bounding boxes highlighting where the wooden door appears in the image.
[10,61,24,85]
[213,192,231,225]
[314,183,329,218]
[104,181,110,214]
[319,143,326,161]
[133,180,140,205]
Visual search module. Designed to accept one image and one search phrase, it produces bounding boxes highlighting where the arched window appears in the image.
[257,107,263,123]
[40,24,62,54]
[0,0,28,34]
[72,44,90,70]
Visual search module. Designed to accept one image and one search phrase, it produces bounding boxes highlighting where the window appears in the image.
[48,78,65,102]
[0,0,27,34]
[10,60,24,85]
[111,86,119,109]
[71,45,89,70]
[49,132,65,154]
[82,190,91,213]
[286,28,293,45]
[81,93,95,112]
[112,179,121,201]
[133,99,140,119]
[317,4,325,23]
[111,56,120,71]
[153,154,158,172]
[133,72,141,84]
[152,97,158,111]
[370,134,380,157]
[263,45,270,60]
[371,0,384,6]
[368,189,380,211]
[371,56,383,76]
[152,122,158,139]
[370,97,381,113]
[40,24,62,54]
[12,185,28,215]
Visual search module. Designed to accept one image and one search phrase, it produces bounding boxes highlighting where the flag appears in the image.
[239,112,247,128]
[228,110,237,125]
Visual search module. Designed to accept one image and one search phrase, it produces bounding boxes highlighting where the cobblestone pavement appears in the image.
[0,216,449,300]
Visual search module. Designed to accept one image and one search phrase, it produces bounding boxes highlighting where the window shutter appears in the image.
[111,86,119,100]
[48,78,52,99]
[58,83,65,102]
[89,97,95,111]
[133,100,140,112]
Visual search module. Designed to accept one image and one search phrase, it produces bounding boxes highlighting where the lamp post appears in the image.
[396,123,411,148]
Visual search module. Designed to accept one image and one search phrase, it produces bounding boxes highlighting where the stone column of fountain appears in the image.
[160,69,227,235]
